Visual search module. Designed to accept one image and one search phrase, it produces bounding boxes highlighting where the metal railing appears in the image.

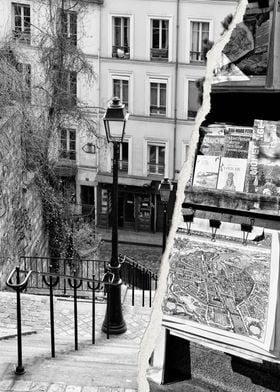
[19,255,158,306]
[150,48,168,61]
[190,50,205,62]
[119,254,158,307]
[20,256,107,296]
[147,161,165,175]
[6,266,114,375]
[13,30,31,44]
[112,45,130,59]
[59,149,76,161]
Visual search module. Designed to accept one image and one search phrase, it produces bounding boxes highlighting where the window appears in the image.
[60,129,76,160]
[57,71,77,107]
[13,3,31,44]
[112,17,130,59]
[190,21,209,62]
[148,144,165,175]
[60,9,77,46]
[150,82,166,116]
[119,142,128,172]
[111,142,128,173]
[113,79,128,109]
[16,63,31,99]
[151,19,169,61]
[187,80,200,119]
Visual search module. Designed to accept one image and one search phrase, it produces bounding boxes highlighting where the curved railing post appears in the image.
[6,267,32,375]
[42,268,60,358]
[68,275,83,350]
[88,274,102,345]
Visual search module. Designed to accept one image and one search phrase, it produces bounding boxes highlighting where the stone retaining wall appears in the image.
[0,112,49,289]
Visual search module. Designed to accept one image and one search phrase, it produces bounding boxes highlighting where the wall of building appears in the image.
[0,112,49,290]
[98,0,238,180]
[0,0,238,232]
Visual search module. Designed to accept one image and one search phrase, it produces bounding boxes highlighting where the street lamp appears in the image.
[102,97,129,335]
[159,178,173,253]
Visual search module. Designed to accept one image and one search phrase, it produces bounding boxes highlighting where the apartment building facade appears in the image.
[0,0,237,232]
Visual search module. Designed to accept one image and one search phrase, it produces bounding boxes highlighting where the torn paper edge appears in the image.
[137,0,249,391]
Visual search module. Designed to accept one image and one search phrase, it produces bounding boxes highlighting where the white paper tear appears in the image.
[137,1,249,391]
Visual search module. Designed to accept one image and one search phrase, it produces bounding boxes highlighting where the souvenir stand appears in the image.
[149,1,280,388]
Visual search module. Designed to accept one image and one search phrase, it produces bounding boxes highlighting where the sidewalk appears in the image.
[98,228,162,248]
[0,290,152,392]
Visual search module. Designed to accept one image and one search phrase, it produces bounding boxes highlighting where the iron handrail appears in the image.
[6,266,117,375]
[20,255,108,263]
[119,254,158,280]
[21,269,115,286]
[6,268,33,291]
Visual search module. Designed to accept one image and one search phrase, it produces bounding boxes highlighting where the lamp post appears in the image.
[102,97,129,335]
[159,178,173,253]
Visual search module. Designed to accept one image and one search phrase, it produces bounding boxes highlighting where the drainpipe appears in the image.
[172,0,180,181]
[95,3,102,226]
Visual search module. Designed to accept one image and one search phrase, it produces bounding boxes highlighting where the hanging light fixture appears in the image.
[209,219,221,241]
[182,208,195,235]
[241,219,255,245]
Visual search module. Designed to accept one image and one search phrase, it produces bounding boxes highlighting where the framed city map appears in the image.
[162,226,280,359]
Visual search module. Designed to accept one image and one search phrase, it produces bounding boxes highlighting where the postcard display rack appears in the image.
[156,123,280,387]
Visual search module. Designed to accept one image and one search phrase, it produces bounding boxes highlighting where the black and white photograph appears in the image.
[0,0,280,391]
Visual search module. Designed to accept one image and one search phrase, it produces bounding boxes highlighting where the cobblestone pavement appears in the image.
[0,291,153,391]
[0,380,137,392]
[0,291,152,342]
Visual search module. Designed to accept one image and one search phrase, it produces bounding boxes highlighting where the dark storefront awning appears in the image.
[54,164,77,177]
[96,173,151,188]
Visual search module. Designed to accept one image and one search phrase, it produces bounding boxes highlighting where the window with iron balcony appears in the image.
[60,128,76,161]
[112,17,130,59]
[190,21,209,62]
[60,9,77,46]
[12,3,31,44]
[147,144,165,176]
[150,19,169,61]
[111,142,129,173]
[150,82,167,116]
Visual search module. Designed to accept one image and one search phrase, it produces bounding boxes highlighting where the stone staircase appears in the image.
[0,291,152,391]
[0,331,139,389]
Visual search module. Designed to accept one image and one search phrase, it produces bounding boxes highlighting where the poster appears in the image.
[162,224,280,358]
[247,120,280,195]
[217,157,247,192]
[193,156,220,189]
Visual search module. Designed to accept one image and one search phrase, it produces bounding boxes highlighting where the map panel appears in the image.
[163,232,273,345]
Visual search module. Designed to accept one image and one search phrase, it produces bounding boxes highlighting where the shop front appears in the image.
[96,175,176,232]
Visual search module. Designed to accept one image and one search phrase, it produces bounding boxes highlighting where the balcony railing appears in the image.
[13,30,31,44]
[112,45,130,59]
[150,106,166,116]
[188,110,197,119]
[147,162,165,175]
[150,48,168,61]
[59,149,76,161]
[63,34,77,46]
[190,50,205,62]
[111,159,129,173]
